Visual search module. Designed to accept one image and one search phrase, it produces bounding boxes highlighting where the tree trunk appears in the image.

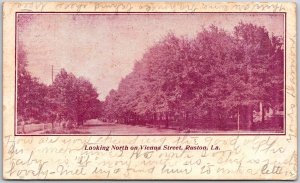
[218,113,225,130]
[153,113,157,126]
[51,121,54,132]
[22,122,26,134]
[239,105,253,130]
[165,112,169,128]
[237,106,240,131]
[77,114,83,126]
[246,105,253,130]
[78,119,83,126]
[185,112,189,129]
[262,104,265,123]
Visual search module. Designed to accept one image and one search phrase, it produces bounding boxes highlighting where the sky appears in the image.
[17,13,284,100]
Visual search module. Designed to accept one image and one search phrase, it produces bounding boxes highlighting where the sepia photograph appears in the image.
[16,12,285,135]
[3,2,296,180]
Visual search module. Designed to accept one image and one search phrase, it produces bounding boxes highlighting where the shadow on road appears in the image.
[83,123,116,127]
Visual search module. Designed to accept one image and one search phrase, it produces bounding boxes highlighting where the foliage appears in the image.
[103,23,284,130]
[17,44,48,122]
[17,22,284,132]
[17,45,102,127]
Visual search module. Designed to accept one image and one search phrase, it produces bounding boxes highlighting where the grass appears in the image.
[43,127,89,134]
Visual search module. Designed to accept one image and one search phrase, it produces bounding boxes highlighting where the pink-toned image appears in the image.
[16,13,285,135]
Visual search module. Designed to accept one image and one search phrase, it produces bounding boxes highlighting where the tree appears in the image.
[233,22,284,127]
[17,43,48,125]
[103,23,284,132]
[76,77,101,125]
[191,25,238,129]
[51,69,101,127]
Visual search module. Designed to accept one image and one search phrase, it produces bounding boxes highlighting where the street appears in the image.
[77,119,181,135]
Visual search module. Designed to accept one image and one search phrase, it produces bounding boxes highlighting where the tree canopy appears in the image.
[17,45,102,128]
[103,23,284,131]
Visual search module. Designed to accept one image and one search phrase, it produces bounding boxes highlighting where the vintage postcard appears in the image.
[3,2,297,180]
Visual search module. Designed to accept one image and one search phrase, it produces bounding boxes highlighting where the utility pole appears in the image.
[237,107,240,132]
[51,65,54,84]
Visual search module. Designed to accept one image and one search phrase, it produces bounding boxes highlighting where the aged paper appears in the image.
[3,2,297,180]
